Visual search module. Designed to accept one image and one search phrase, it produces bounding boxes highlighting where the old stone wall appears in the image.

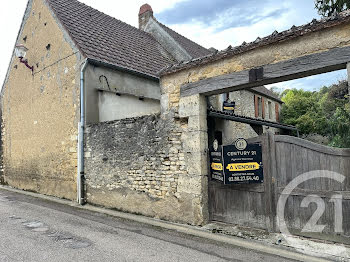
[1,0,82,199]
[84,114,207,225]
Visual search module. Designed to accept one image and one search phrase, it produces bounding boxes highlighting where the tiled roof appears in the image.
[157,22,213,59]
[251,86,282,103]
[47,0,174,78]
[162,10,350,75]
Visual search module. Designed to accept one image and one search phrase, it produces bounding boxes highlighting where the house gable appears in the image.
[2,0,82,199]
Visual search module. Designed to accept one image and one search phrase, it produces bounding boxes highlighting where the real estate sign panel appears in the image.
[209,139,263,184]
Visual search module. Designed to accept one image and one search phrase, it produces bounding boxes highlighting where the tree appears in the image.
[280,80,350,148]
[315,0,350,17]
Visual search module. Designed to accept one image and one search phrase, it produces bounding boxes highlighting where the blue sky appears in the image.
[1,0,347,91]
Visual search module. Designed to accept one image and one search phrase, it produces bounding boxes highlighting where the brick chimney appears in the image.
[139,4,153,30]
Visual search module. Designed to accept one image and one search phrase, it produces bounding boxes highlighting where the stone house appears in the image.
[2,0,286,224]
[1,0,210,200]
[208,86,283,145]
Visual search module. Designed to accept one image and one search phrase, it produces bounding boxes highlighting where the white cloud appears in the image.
[163,0,319,50]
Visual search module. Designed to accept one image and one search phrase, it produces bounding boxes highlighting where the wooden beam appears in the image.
[208,109,298,131]
[181,45,350,97]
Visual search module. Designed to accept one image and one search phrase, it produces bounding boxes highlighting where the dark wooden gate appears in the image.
[208,133,350,243]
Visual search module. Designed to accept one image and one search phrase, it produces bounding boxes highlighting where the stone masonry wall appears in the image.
[1,0,81,199]
[84,114,207,225]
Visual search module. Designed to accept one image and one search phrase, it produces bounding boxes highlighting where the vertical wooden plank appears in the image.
[344,156,350,191]
[340,156,350,191]
[254,95,258,118]
[319,153,329,191]
[305,148,316,191]
[343,199,350,236]
[254,193,263,227]
[294,143,305,186]
[290,144,297,182]
[286,144,293,185]
[260,134,271,231]
[300,146,309,190]
[326,154,333,192]
[269,133,279,232]
[332,156,343,191]
[277,142,287,187]
[208,184,213,220]
[249,190,256,224]
[293,193,301,231]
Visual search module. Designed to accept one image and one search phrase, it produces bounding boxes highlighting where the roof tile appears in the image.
[47,0,173,77]
[162,10,350,75]
[157,22,212,59]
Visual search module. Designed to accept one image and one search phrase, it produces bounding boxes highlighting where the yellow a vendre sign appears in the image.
[211,162,223,171]
[209,138,263,184]
[226,162,260,172]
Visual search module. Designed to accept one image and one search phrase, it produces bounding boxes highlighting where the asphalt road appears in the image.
[0,188,297,262]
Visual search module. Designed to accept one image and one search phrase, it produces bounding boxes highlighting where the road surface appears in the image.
[0,188,297,262]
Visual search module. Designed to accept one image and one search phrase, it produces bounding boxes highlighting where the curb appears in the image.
[0,185,330,262]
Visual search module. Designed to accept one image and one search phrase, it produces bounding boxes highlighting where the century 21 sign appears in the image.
[209,138,263,184]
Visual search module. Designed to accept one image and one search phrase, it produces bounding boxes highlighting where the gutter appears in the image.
[77,59,88,205]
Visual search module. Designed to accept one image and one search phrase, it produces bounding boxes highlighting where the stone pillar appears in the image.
[177,94,209,225]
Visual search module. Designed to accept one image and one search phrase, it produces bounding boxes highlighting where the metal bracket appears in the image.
[249,67,264,82]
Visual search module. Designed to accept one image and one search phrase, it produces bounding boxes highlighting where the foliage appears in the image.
[280,80,350,148]
[315,0,350,17]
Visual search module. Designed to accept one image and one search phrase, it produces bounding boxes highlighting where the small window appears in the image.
[254,95,265,119]
[268,101,272,119]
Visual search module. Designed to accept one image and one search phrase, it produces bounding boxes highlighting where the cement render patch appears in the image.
[0,185,335,262]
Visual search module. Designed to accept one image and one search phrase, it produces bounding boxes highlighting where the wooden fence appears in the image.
[208,133,350,243]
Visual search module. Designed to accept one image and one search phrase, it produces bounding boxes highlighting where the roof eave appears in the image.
[161,11,350,76]
[87,58,159,81]
[250,89,283,104]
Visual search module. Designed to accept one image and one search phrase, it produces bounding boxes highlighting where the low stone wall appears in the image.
[84,114,207,225]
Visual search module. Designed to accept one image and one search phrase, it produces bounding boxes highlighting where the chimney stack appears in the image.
[139,4,153,30]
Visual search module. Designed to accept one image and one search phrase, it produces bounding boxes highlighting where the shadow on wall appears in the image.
[2,157,76,200]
